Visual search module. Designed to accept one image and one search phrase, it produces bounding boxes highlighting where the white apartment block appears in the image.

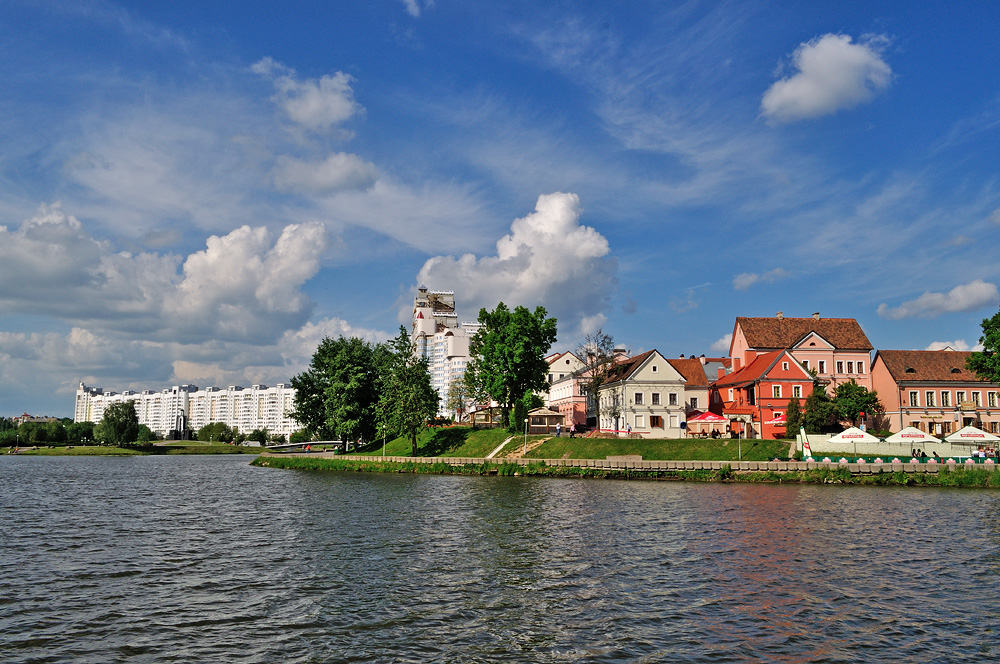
[411,286,480,417]
[74,382,299,438]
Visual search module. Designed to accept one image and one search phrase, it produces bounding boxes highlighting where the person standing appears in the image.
[555,422,562,437]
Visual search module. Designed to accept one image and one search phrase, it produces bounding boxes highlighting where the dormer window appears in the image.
[950,368,961,374]
[905,367,916,374]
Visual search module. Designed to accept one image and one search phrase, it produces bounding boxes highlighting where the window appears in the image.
[909,391,919,407]
[670,414,679,428]
[991,421,999,434]
[910,421,922,431]
[652,392,660,406]
[650,415,663,428]
[836,361,844,373]
[973,392,982,406]
[747,390,756,406]
[635,415,644,429]
[634,392,644,406]
[652,365,658,373]
[782,362,789,370]
[957,391,966,404]
[941,391,950,407]
[857,362,864,374]
[847,361,854,374]
[990,392,997,408]
[818,360,826,373]
[728,389,734,401]
[669,393,678,406]
[773,385,781,398]
[690,397,699,409]
[925,391,935,407]
[942,421,952,434]
[793,385,802,398]
[801,360,809,371]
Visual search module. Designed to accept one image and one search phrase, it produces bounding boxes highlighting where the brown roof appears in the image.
[875,350,991,383]
[605,350,657,382]
[666,358,710,386]
[736,316,873,351]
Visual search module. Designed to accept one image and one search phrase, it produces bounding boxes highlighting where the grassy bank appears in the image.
[352,426,791,461]
[251,455,1000,487]
[3,444,261,456]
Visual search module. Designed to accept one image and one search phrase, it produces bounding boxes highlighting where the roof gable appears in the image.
[713,350,809,387]
[666,358,711,386]
[736,316,873,351]
[793,331,834,350]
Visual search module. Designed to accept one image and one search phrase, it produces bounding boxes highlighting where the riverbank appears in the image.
[252,453,1000,487]
[2,444,261,456]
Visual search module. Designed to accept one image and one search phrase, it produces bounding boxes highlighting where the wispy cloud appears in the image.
[925,340,984,352]
[733,268,788,291]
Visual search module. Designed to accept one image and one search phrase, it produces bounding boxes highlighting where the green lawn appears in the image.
[357,427,515,458]
[349,427,794,461]
[528,435,793,461]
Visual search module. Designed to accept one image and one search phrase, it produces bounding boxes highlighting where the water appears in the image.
[2,455,999,663]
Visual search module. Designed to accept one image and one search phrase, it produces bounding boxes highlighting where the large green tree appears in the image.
[95,401,141,446]
[197,422,234,443]
[803,385,836,434]
[967,306,1000,382]
[832,380,882,428]
[465,302,558,429]
[378,327,439,456]
[291,336,381,444]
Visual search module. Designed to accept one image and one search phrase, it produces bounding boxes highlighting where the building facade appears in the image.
[411,286,480,417]
[74,382,299,439]
[870,349,1000,435]
[597,350,688,438]
[545,352,588,427]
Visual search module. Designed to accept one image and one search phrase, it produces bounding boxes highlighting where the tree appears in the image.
[575,328,618,428]
[465,302,557,429]
[247,428,269,446]
[967,306,1000,382]
[803,385,836,434]
[378,327,439,456]
[832,380,881,428]
[291,336,381,444]
[96,400,141,447]
[66,421,95,444]
[784,396,802,437]
[197,422,234,443]
[445,380,471,423]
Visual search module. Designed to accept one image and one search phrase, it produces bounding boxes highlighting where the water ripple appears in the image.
[3,457,1000,662]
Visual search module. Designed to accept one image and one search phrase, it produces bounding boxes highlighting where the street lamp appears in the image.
[523,418,529,455]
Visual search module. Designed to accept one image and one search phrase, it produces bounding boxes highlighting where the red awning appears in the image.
[688,411,727,422]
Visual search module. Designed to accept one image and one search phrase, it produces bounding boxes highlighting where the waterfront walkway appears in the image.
[264,452,999,475]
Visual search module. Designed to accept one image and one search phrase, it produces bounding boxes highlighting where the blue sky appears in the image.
[2,0,999,417]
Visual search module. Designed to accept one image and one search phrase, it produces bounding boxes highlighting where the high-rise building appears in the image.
[411,286,480,417]
[74,382,299,439]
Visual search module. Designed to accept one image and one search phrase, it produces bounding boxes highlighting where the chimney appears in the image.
[734,357,741,371]
[717,367,725,379]
[812,312,820,320]
[776,311,783,320]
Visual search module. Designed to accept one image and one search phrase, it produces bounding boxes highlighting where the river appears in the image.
[2,455,999,663]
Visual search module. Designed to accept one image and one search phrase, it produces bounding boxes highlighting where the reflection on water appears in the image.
[2,456,1000,663]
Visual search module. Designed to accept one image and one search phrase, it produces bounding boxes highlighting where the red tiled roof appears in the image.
[737,316,873,350]
[666,358,710,386]
[876,350,992,383]
[713,350,784,388]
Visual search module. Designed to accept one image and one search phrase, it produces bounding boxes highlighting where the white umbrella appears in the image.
[884,426,940,444]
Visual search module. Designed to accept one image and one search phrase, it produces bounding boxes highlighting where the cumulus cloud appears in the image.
[273,153,378,194]
[0,203,328,345]
[925,340,984,352]
[252,57,362,134]
[414,192,616,337]
[711,334,733,354]
[732,268,788,290]
[761,34,892,123]
[877,279,999,319]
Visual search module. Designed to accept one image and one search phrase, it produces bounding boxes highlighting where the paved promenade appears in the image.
[267,452,999,475]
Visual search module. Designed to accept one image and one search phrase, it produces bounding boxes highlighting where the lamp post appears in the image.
[523,418,529,455]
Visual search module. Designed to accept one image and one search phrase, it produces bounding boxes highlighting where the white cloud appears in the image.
[711,334,732,354]
[925,340,984,352]
[761,34,892,123]
[273,153,378,194]
[732,268,788,291]
[991,208,1000,224]
[253,57,362,135]
[414,192,617,337]
[400,0,434,17]
[877,279,999,319]
[0,203,328,345]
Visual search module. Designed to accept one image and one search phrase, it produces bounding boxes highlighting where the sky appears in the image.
[2,0,999,418]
